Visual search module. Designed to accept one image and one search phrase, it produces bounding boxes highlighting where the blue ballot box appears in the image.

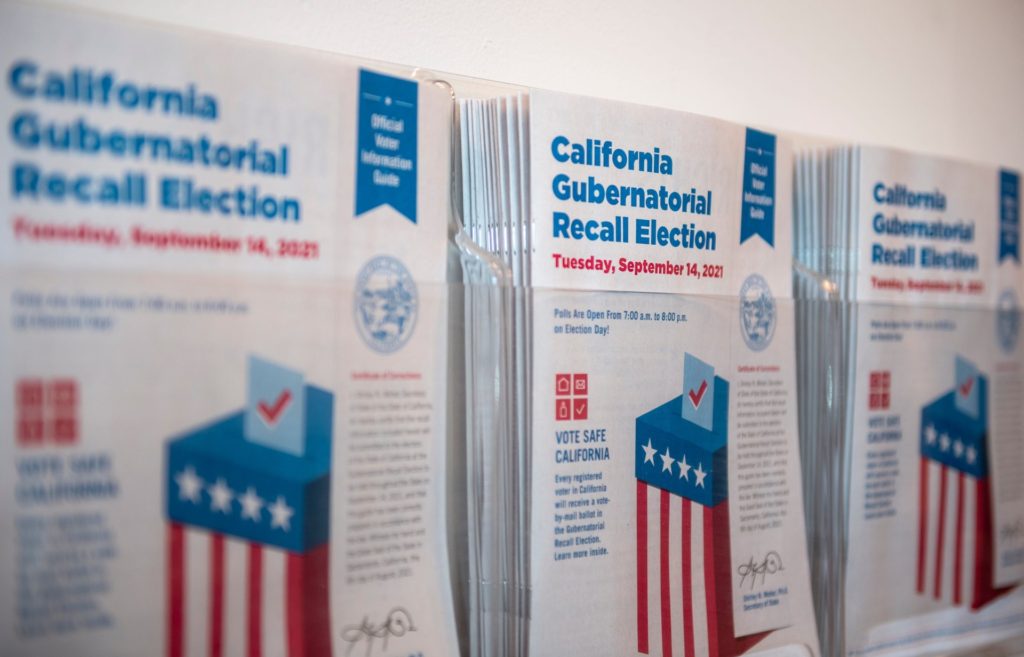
[634,379,729,509]
[165,386,332,552]
[163,357,334,657]
[633,354,771,657]
[917,362,1012,611]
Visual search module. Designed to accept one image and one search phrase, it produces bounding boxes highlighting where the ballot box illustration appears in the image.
[916,356,1013,611]
[165,356,333,657]
[634,354,772,657]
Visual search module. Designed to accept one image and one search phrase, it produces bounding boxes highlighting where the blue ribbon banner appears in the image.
[355,69,418,223]
[999,168,1020,263]
[739,128,776,247]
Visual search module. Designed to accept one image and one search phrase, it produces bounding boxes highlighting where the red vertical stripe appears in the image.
[934,466,948,600]
[681,500,694,657]
[209,533,225,657]
[287,553,307,657]
[659,490,672,657]
[916,457,929,593]
[636,481,649,654]
[703,505,719,657]
[973,477,986,609]
[953,472,965,605]
[247,543,263,657]
[309,546,332,657]
[167,523,185,657]
[287,545,332,657]
[972,476,1013,610]
[973,476,995,610]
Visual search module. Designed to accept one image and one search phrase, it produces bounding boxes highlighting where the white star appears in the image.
[208,478,234,514]
[694,462,707,488]
[924,425,937,445]
[660,448,675,474]
[269,496,294,532]
[939,433,951,452]
[678,454,691,481]
[642,439,657,465]
[175,466,203,504]
[966,446,977,464]
[239,487,264,522]
[953,439,964,459]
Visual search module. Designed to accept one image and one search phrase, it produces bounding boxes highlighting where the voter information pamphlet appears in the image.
[794,145,1024,657]
[459,88,820,657]
[0,5,459,657]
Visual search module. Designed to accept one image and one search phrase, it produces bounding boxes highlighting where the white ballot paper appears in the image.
[0,4,459,657]
[795,145,1024,657]
[459,88,820,657]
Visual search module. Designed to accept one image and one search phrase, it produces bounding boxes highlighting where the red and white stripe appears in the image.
[915,459,1006,610]
[635,483,767,657]
[166,523,331,657]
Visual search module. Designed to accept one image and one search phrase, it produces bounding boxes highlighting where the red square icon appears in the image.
[49,379,77,408]
[17,379,44,408]
[556,398,572,421]
[14,377,81,447]
[555,372,591,420]
[51,418,78,444]
[17,418,44,445]
[573,397,588,420]
[868,370,891,410]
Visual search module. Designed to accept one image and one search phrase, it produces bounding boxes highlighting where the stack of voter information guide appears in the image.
[457,87,822,657]
[0,4,461,657]
[794,145,1024,657]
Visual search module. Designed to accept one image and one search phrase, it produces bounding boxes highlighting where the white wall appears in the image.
[37,0,1024,170]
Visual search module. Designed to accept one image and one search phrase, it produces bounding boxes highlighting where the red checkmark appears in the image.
[688,380,708,408]
[959,377,974,398]
[257,389,292,426]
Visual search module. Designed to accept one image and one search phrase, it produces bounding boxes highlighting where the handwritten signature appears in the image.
[341,607,416,657]
[737,551,784,589]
